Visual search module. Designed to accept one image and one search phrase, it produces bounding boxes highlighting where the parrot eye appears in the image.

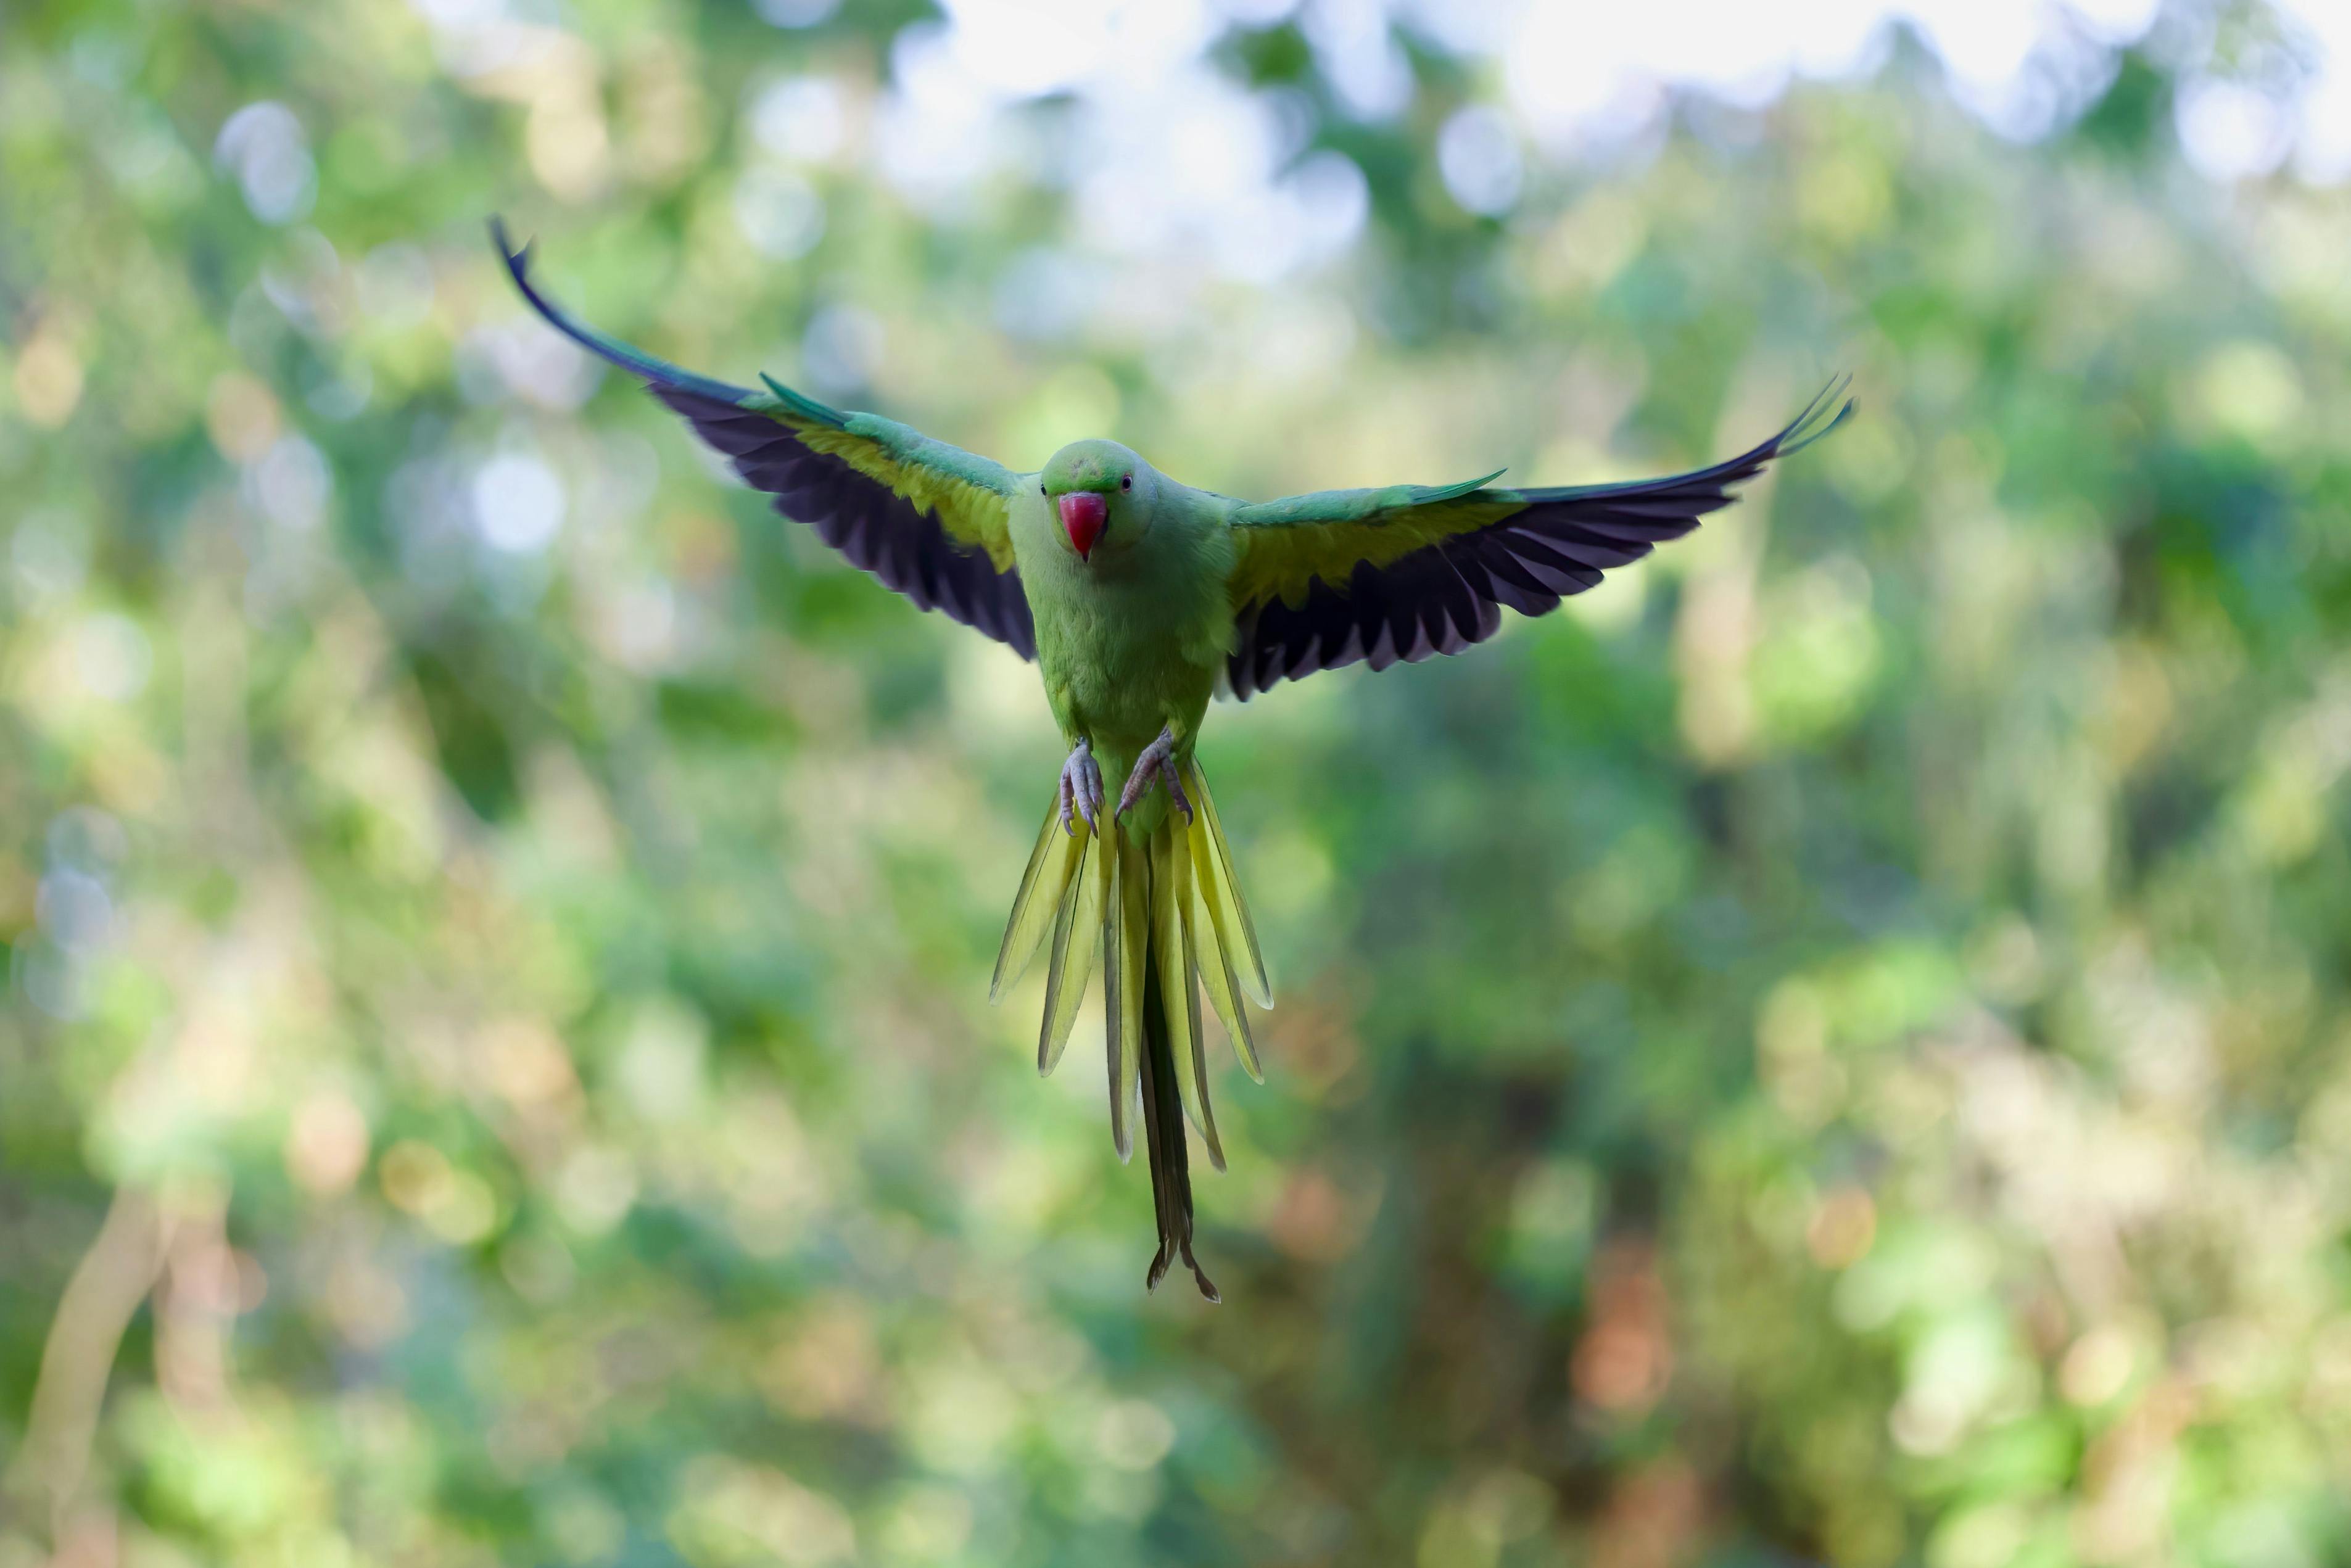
[1039,484,1047,495]
[1121,474,1133,490]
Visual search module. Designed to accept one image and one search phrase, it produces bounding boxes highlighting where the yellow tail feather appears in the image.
[1108,831,1148,1160]
[1182,759,1270,1009]
[996,756,1271,1284]
[1154,822,1225,1170]
[1184,807,1262,1082]
[1037,833,1106,1073]
[992,812,1087,1001]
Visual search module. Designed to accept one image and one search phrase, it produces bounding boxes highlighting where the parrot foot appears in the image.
[1059,738,1105,836]
[1115,725,1192,824]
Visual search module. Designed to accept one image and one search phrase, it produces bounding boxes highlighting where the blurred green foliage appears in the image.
[6,2,2351,1566]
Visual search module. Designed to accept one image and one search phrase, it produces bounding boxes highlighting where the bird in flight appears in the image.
[494,222,1849,1300]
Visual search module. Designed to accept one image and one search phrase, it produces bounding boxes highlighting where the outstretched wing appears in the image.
[1220,382,1851,698]
[494,222,1037,658]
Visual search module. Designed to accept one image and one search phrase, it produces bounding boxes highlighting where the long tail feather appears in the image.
[1138,875,1219,1303]
[1137,950,1183,1292]
[1155,822,1225,1171]
[994,813,1085,1001]
[1037,833,1105,1074]
[1182,759,1270,1009]
[1107,831,1147,1161]
[998,760,1268,1299]
[1185,809,1262,1082]
[1102,854,1127,1158]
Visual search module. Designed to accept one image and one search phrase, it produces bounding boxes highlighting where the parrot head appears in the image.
[1041,439,1147,563]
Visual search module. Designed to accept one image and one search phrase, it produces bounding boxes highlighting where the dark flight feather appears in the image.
[493,221,1037,660]
[1225,381,1852,698]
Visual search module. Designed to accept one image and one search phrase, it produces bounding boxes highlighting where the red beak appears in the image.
[1058,491,1107,560]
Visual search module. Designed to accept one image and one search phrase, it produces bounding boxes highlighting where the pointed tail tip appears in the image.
[487,216,547,310]
[487,215,524,268]
[1144,1244,1220,1302]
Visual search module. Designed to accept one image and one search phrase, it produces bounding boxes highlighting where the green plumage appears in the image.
[497,223,1848,1298]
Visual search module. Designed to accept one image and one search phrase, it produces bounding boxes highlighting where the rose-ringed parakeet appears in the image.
[495,223,1851,1299]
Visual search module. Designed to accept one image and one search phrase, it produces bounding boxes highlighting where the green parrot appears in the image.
[494,223,1849,1298]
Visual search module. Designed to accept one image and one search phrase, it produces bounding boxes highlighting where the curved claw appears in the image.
[1115,725,1192,824]
[1059,738,1104,836]
[1161,753,1192,823]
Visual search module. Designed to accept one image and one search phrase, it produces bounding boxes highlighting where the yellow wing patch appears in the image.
[788,415,1021,572]
[1226,485,1527,611]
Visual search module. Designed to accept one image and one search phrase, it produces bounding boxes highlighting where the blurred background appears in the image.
[5,0,2351,1562]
